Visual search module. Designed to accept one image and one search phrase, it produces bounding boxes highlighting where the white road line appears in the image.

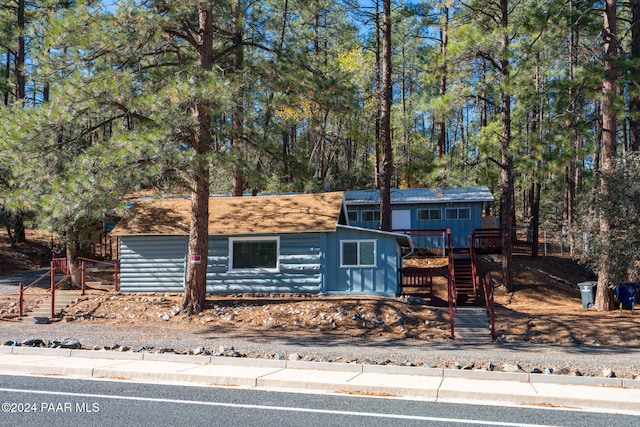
[1,387,561,427]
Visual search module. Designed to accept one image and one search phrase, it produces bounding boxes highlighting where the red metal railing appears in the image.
[17,269,52,318]
[17,257,119,319]
[447,246,456,340]
[480,272,496,341]
[78,257,120,293]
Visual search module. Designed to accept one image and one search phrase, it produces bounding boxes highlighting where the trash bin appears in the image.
[615,283,638,309]
[578,281,597,309]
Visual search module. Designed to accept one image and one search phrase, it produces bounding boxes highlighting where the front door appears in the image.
[392,209,411,230]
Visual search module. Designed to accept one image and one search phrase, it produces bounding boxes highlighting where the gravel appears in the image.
[2,320,639,379]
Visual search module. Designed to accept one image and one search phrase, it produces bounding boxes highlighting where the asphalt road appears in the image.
[0,374,636,427]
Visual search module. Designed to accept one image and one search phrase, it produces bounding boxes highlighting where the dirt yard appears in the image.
[1,230,639,346]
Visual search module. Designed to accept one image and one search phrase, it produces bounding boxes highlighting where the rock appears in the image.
[557,367,570,375]
[602,369,616,378]
[22,338,45,347]
[544,368,553,375]
[422,362,437,369]
[52,338,81,349]
[273,353,284,360]
[571,370,582,376]
[219,345,234,354]
[486,363,496,371]
[288,353,301,361]
[162,314,170,321]
[3,340,18,346]
[193,346,205,355]
[502,363,524,373]
[529,368,542,374]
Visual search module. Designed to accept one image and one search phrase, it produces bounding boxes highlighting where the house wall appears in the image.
[205,233,324,294]
[119,235,188,292]
[347,202,485,248]
[118,230,402,296]
[324,227,400,296]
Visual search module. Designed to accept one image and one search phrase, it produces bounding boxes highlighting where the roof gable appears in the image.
[112,192,345,236]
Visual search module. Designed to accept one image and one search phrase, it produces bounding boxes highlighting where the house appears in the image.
[110,192,413,296]
[344,186,495,249]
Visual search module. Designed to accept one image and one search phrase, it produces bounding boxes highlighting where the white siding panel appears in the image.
[120,235,188,292]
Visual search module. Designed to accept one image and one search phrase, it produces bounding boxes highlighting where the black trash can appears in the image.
[578,281,597,309]
[615,283,638,309]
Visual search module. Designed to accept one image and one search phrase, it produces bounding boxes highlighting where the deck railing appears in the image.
[480,272,496,341]
[17,257,119,319]
[398,267,434,300]
[447,245,456,340]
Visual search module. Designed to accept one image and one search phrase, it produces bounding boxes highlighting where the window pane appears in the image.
[347,211,358,222]
[417,210,428,220]
[445,208,457,220]
[430,209,441,220]
[459,208,470,219]
[342,242,358,265]
[233,240,277,269]
[359,241,375,265]
[362,210,380,222]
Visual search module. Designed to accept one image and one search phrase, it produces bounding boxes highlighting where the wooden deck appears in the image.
[398,267,435,300]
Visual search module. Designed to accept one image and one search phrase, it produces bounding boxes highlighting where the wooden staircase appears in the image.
[451,249,477,305]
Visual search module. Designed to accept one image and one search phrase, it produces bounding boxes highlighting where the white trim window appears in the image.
[417,208,442,221]
[445,207,471,220]
[340,240,377,267]
[229,237,280,272]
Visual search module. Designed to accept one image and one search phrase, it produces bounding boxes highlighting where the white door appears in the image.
[392,210,411,230]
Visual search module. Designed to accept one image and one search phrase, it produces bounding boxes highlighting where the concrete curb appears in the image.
[0,346,638,414]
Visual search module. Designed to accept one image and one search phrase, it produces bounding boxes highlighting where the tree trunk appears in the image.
[183,5,214,315]
[530,181,540,258]
[13,0,27,243]
[499,0,514,292]
[437,6,448,159]
[379,0,393,231]
[231,0,245,196]
[630,0,640,151]
[374,0,381,188]
[65,241,81,288]
[594,0,618,311]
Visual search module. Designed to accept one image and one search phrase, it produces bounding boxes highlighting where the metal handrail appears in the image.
[481,273,496,341]
[78,257,120,292]
[17,269,52,318]
[16,256,120,320]
[50,264,83,318]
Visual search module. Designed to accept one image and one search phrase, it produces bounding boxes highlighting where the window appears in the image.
[229,237,279,271]
[361,210,381,222]
[340,240,376,267]
[347,210,358,222]
[445,207,471,220]
[417,208,442,221]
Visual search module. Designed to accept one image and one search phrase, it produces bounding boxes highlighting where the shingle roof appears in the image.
[112,192,345,236]
[344,186,494,205]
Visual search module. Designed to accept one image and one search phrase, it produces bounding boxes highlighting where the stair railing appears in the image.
[445,229,455,340]
[50,262,83,319]
[470,237,479,304]
[17,269,52,318]
[481,272,496,341]
[78,257,120,292]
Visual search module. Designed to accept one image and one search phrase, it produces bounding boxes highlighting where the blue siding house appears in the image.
[345,187,495,249]
[111,192,412,296]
